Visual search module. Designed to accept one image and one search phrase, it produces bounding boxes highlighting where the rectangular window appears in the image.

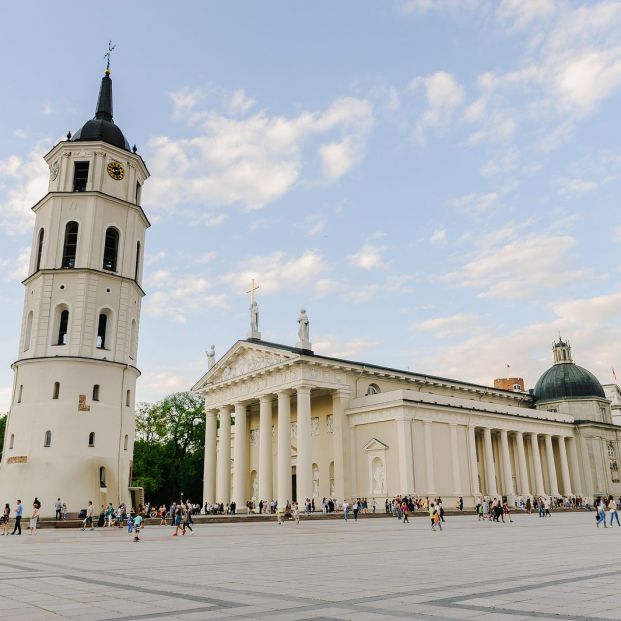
[92,384,100,401]
[52,382,60,400]
[73,161,89,192]
[136,182,142,204]
[126,389,130,407]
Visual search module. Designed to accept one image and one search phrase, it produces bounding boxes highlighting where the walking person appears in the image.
[182,502,193,535]
[132,513,143,542]
[11,500,23,535]
[81,501,94,531]
[54,498,62,520]
[596,497,607,527]
[292,502,300,525]
[343,500,350,523]
[1,504,10,535]
[402,500,409,524]
[353,499,359,522]
[29,503,39,535]
[609,496,620,527]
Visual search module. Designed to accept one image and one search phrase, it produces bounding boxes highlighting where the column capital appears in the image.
[233,402,248,413]
[295,384,313,394]
[218,405,233,414]
[333,387,352,398]
[205,408,219,416]
[259,393,273,404]
[276,389,292,398]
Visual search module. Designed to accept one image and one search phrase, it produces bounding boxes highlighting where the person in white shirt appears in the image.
[343,500,350,522]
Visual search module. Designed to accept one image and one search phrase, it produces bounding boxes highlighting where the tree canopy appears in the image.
[131,392,205,505]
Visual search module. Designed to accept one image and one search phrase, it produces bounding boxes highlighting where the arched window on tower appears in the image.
[35,228,44,272]
[52,382,60,400]
[96,313,108,349]
[24,311,33,352]
[17,385,23,403]
[44,430,52,447]
[134,241,141,281]
[124,434,128,450]
[57,309,69,345]
[9,434,14,450]
[103,227,120,272]
[366,383,380,396]
[62,221,79,269]
[126,389,131,407]
[92,384,100,401]
[88,432,95,447]
[99,467,107,488]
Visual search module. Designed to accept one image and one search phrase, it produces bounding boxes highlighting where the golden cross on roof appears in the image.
[104,40,116,73]
[246,278,259,305]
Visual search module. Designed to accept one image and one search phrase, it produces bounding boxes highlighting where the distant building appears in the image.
[494,377,525,392]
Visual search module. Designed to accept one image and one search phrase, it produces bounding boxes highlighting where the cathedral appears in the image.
[193,321,621,510]
[0,67,148,515]
[1,65,620,518]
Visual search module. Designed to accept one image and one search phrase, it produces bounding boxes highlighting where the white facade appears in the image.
[193,339,621,510]
[0,73,149,516]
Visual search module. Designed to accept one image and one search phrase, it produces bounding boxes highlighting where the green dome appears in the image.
[533,363,605,403]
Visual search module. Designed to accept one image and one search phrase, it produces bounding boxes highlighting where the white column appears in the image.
[233,402,248,510]
[483,427,498,497]
[216,406,232,504]
[515,431,530,496]
[258,394,273,502]
[530,433,545,496]
[203,408,218,505]
[544,434,559,496]
[423,420,436,495]
[500,429,515,499]
[468,426,481,497]
[397,417,415,493]
[558,436,572,496]
[277,390,292,509]
[296,386,313,503]
[568,436,583,497]
[332,390,350,503]
[449,423,463,496]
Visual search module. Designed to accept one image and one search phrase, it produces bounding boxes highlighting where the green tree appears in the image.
[132,392,205,504]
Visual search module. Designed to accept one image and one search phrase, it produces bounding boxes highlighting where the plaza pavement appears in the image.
[0,511,618,621]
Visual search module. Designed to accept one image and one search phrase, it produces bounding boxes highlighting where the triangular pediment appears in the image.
[192,341,298,391]
[362,438,389,451]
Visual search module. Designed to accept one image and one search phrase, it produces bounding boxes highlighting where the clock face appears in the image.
[49,161,59,181]
[107,161,125,180]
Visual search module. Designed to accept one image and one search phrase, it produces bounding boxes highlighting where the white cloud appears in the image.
[144,272,228,323]
[313,337,378,360]
[346,244,389,270]
[0,142,50,235]
[409,72,465,142]
[221,250,331,296]
[227,89,256,115]
[191,212,227,227]
[496,0,556,32]
[399,0,485,15]
[445,228,585,300]
[169,87,203,119]
[450,191,499,214]
[147,95,373,215]
[557,177,598,197]
[414,313,481,337]
[306,214,326,237]
[140,371,189,397]
[0,247,31,282]
[430,228,447,245]
[416,291,621,389]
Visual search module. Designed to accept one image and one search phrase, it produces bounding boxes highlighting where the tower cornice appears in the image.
[22,267,146,296]
[31,191,151,229]
[11,355,141,376]
[45,139,149,178]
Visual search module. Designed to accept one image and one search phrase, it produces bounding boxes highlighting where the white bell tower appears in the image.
[0,67,150,516]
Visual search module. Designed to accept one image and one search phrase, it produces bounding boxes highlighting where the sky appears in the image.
[1,0,621,412]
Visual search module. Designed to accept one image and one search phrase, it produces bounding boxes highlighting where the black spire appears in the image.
[71,69,130,151]
[95,73,113,122]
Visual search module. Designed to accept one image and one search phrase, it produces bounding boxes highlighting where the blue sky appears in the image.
[1,0,621,411]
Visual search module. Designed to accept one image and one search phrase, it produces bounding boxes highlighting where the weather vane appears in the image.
[104,40,116,74]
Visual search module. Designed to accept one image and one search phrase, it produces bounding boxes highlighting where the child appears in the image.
[133,514,142,542]
[127,514,134,533]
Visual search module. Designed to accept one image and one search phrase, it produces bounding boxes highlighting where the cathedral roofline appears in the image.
[193,338,533,404]
[31,191,151,229]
